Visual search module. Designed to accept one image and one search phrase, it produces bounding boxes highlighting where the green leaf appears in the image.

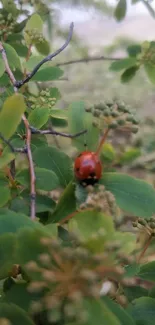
[11,43,28,57]
[138,261,155,282]
[124,286,148,303]
[0,233,17,279]
[110,58,137,71]
[0,152,15,169]
[25,13,43,32]
[0,93,26,140]
[35,38,50,55]
[101,172,155,217]
[101,143,116,163]
[127,44,141,57]
[0,209,47,235]
[68,101,99,151]
[69,209,114,242]
[119,148,141,165]
[114,0,127,21]
[3,43,21,70]
[0,187,10,207]
[144,63,155,84]
[32,67,64,81]
[49,87,61,101]
[50,109,68,120]
[3,282,43,312]
[31,134,48,151]
[28,107,49,129]
[33,146,73,187]
[48,181,76,223]
[16,167,59,191]
[24,55,44,71]
[124,263,140,278]
[127,297,155,325]
[121,66,139,83]
[16,228,52,272]
[102,296,136,325]
[83,298,120,325]
[0,303,34,325]
[10,192,55,214]
[0,58,5,78]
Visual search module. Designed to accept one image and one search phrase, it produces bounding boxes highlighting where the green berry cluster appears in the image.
[133,216,155,236]
[86,100,139,134]
[30,89,56,110]
[24,28,45,44]
[0,13,15,38]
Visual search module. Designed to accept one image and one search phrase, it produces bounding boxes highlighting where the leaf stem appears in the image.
[137,234,152,263]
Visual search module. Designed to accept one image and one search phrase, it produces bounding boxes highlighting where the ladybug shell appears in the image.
[74,151,102,185]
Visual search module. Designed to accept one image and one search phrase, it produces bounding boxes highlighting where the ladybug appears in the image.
[74,151,102,186]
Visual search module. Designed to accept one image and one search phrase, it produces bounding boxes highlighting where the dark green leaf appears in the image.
[110,58,137,71]
[0,209,48,235]
[127,297,155,325]
[16,167,59,191]
[0,233,17,279]
[101,172,155,217]
[0,93,26,139]
[33,146,73,187]
[144,63,155,84]
[127,44,141,57]
[0,303,34,325]
[11,43,29,57]
[83,298,120,325]
[32,67,64,81]
[102,296,136,325]
[68,101,99,151]
[121,66,139,83]
[138,261,155,282]
[48,181,76,223]
[124,263,140,278]
[0,186,10,207]
[114,0,127,21]
[3,282,43,312]
[124,286,148,303]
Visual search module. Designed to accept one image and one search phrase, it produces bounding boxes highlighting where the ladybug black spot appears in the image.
[89,172,96,177]
[76,168,80,172]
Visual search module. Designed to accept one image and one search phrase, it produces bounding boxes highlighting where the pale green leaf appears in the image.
[28,107,49,129]
[0,152,15,169]
[0,94,26,139]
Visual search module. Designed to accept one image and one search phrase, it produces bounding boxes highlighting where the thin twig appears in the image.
[137,235,152,263]
[56,55,122,67]
[96,128,110,156]
[15,22,74,89]
[30,127,87,138]
[0,44,36,219]
[0,132,27,153]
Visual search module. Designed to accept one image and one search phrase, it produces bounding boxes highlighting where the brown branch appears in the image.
[96,128,110,156]
[56,55,122,67]
[137,235,153,263]
[0,44,36,220]
[30,127,87,138]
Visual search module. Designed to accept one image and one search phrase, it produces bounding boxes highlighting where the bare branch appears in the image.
[0,42,36,220]
[15,22,74,88]
[30,127,87,138]
[56,55,122,67]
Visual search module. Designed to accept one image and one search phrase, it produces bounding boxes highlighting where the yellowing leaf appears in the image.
[0,94,26,139]
[25,13,43,32]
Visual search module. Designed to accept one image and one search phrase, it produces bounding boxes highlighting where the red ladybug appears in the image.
[74,151,102,186]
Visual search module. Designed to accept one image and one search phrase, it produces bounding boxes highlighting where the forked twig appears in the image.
[0,22,74,220]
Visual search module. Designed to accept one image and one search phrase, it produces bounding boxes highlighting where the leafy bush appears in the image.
[0,1,155,325]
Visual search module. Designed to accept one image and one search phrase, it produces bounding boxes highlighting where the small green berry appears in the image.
[109,121,118,129]
[117,118,125,126]
[131,126,139,134]
[111,111,119,118]
[93,109,100,117]
[104,109,110,117]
